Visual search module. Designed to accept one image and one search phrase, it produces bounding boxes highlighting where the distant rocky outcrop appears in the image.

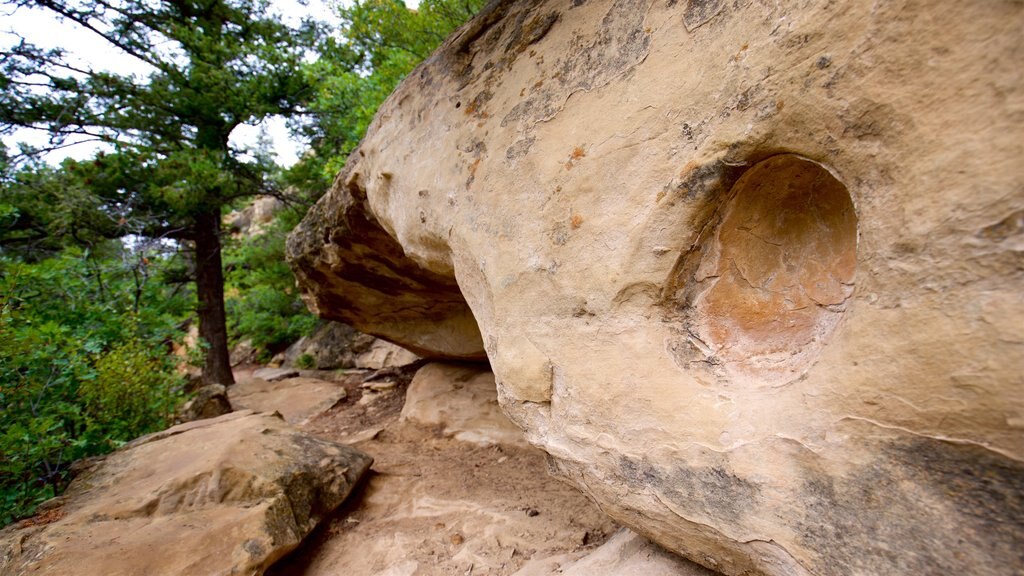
[0,411,372,576]
[225,196,284,238]
[287,0,1024,574]
[278,321,375,369]
[275,321,420,371]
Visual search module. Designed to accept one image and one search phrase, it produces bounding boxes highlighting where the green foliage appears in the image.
[80,340,181,438]
[0,0,486,527]
[295,353,316,370]
[1,0,331,384]
[0,247,188,525]
[287,0,484,194]
[224,209,316,359]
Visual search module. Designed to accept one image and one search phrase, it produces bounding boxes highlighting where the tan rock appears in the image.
[282,321,377,369]
[401,362,529,447]
[288,1,1024,574]
[286,167,486,360]
[513,529,717,576]
[252,366,300,382]
[355,339,420,370]
[230,377,347,425]
[177,383,232,423]
[0,411,372,576]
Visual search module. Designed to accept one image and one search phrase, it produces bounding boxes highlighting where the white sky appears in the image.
[1,0,419,167]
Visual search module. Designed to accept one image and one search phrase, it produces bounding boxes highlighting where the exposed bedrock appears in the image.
[287,0,1024,574]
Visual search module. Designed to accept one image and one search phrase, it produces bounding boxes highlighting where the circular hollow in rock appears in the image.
[693,154,857,383]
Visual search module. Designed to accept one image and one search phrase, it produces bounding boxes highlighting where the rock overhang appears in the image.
[287,0,1024,574]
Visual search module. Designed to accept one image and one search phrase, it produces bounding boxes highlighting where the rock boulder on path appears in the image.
[0,411,372,576]
[287,1,1024,574]
[401,362,529,448]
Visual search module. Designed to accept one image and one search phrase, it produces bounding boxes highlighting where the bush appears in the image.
[224,208,317,359]
[295,353,316,369]
[0,247,187,524]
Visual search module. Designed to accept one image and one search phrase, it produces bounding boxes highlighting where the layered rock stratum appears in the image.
[288,0,1024,574]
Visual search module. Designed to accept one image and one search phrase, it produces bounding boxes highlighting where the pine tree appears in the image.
[1,0,324,384]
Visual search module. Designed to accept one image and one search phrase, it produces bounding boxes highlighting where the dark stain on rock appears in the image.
[684,0,725,31]
[505,136,536,162]
[619,455,760,524]
[663,464,759,523]
[620,456,662,487]
[795,438,1024,575]
[978,209,1024,242]
[464,89,494,118]
[671,159,745,203]
[504,11,559,54]
[501,0,651,129]
[840,99,910,142]
[243,539,265,559]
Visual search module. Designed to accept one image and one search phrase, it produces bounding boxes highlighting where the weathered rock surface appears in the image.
[355,339,420,370]
[286,161,486,361]
[230,377,348,425]
[402,362,528,447]
[514,529,717,576]
[288,1,1024,574]
[268,364,618,576]
[253,366,300,382]
[177,383,232,422]
[0,411,372,576]
[282,321,377,369]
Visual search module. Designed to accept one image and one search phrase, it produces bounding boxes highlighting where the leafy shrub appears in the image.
[80,340,181,440]
[224,209,317,359]
[295,353,316,369]
[0,247,187,525]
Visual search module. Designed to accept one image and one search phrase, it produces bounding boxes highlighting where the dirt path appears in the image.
[258,365,620,576]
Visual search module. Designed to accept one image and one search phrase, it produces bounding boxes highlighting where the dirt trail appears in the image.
[255,365,620,576]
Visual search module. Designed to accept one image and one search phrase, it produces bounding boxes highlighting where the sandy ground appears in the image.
[263,366,620,576]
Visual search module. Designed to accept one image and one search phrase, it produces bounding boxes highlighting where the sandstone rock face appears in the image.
[401,362,529,447]
[282,321,376,369]
[286,164,486,360]
[354,339,420,370]
[0,411,372,576]
[288,1,1024,574]
[513,529,717,576]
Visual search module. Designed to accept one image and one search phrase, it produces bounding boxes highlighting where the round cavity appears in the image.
[692,154,857,382]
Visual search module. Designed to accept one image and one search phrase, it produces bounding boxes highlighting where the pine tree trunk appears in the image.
[194,208,235,386]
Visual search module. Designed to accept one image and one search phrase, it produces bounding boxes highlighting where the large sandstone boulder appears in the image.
[0,411,372,576]
[287,1,1024,574]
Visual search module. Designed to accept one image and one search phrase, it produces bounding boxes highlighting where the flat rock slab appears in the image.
[0,411,372,576]
[230,377,348,425]
[401,362,528,447]
[355,340,420,370]
[514,529,718,576]
[252,367,300,382]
